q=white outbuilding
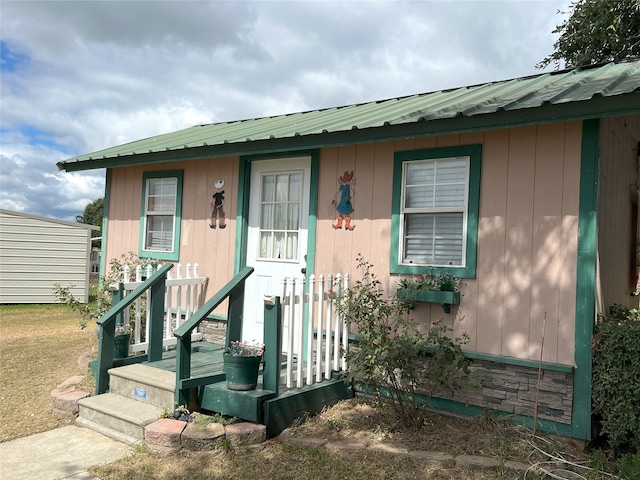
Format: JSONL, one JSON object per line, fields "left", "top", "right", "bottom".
{"left": 0, "top": 209, "right": 98, "bottom": 304}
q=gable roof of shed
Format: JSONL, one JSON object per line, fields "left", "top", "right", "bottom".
{"left": 59, "top": 59, "right": 640, "bottom": 172}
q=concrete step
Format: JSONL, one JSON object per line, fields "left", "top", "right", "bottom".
{"left": 77, "top": 393, "right": 164, "bottom": 445}
{"left": 108, "top": 363, "right": 175, "bottom": 409}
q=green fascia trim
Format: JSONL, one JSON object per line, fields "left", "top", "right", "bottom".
{"left": 59, "top": 94, "right": 639, "bottom": 173}
{"left": 354, "top": 383, "right": 574, "bottom": 437}
{"left": 99, "top": 169, "right": 112, "bottom": 280}
{"left": 138, "top": 170, "right": 183, "bottom": 262}
{"left": 463, "top": 351, "right": 573, "bottom": 373}
{"left": 390, "top": 144, "right": 481, "bottom": 278}
{"left": 233, "top": 150, "right": 319, "bottom": 277}
{"left": 572, "top": 119, "right": 600, "bottom": 441}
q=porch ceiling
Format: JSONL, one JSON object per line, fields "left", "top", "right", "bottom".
{"left": 59, "top": 59, "right": 640, "bottom": 172}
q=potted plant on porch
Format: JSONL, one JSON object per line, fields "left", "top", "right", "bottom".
{"left": 396, "top": 273, "right": 462, "bottom": 313}
{"left": 223, "top": 340, "right": 265, "bottom": 391}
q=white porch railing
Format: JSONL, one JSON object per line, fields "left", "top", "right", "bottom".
{"left": 280, "top": 273, "right": 350, "bottom": 389}
{"left": 115, "top": 263, "right": 207, "bottom": 355}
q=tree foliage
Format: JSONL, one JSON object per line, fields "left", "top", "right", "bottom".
{"left": 538, "top": 0, "right": 640, "bottom": 69}
{"left": 77, "top": 197, "right": 104, "bottom": 236}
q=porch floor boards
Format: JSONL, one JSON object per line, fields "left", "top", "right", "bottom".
{"left": 146, "top": 341, "right": 226, "bottom": 377}
{"left": 142, "top": 341, "right": 304, "bottom": 386}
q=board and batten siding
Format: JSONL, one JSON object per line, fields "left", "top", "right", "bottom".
{"left": 597, "top": 114, "right": 640, "bottom": 311}
{"left": 314, "top": 123, "right": 581, "bottom": 367}
{"left": 104, "top": 122, "right": 582, "bottom": 367}
{"left": 105, "top": 157, "right": 240, "bottom": 314}
{"left": 0, "top": 210, "right": 96, "bottom": 304}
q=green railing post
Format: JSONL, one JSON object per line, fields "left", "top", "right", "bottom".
{"left": 111, "top": 283, "right": 124, "bottom": 329}
{"left": 262, "top": 296, "right": 282, "bottom": 394}
{"left": 225, "top": 284, "right": 245, "bottom": 347}
{"left": 175, "top": 333, "right": 192, "bottom": 406}
{"left": 147, "top": 275, "right": 166, "bottom": 362}
{"left": 95, "top": 319, "right": 115, "bottom": 395}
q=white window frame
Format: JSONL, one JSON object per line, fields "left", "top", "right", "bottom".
{"left": 139, "top": 170, "right": 183, "bottom": 261}
{"left": 390, "top": 144, "right": 482, "bottom": 278}
{"left": 399, "top": 156, "right": 470, "bottom": 268}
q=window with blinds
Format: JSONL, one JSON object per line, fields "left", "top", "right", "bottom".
{"left": 400, "top": 157, "right": 469, "bottom": 266}
{"left": 140, "top": 170, "right": 183, "bottom": 260}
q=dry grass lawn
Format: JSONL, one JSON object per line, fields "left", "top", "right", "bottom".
{"left": 0, "top": 304, "right": 95, "bottom": 442}
{"left": 92, "top": 398, "right": 615, "bottom": 480}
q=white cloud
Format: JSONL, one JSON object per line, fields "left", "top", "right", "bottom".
{"left": 0, "top": 0, "right": 571, "bottom": 220}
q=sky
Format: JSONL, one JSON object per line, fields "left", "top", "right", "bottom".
{"left": 0, "top": 0, "right": 570, "bottom": 222}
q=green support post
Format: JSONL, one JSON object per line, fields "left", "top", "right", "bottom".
{"left": 147, "top": 276, "right": 166, "bottom": 362}
{"left": 263, "top": 296, "right": 282, "bottom": 394}
{"left": 111, "top": 284, "right": 124, "bottom": 328}
{"left": 225, "top": 285, "right": 245, "bottom": 347}
{"left": 175, "top": 334, "right": 192, "bottom": 406}
{"left": 96, "top": 320, "right": 115, "bottom": 395}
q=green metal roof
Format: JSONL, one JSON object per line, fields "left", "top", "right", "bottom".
{"left": 59, "top": 59, "right": 640, "bottom": 172}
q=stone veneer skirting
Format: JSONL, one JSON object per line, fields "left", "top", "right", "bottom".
{"left": 198, "top": 320, "right": 573, "bottom": 425}
{"left": 444, "top": 360, "right": 573, "bottom": 425}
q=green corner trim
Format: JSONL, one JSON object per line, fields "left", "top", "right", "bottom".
{"left": 390, "top": 144, "right": 482, "bottom": 278}
{"left": 99, "top": 169, "right": 112, "bottom": 279}
{"left": 572, "top": 119, "right": 600, "bottom": 441}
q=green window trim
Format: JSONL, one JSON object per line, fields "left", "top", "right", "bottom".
{"left": 139, "top": 170, "right": 183, "bottom": 262}
{"left": 390, "top": 144, "right": 482, "bottom": 278}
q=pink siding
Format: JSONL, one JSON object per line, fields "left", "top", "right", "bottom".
{"left": 315, "top": 123, "right": 581, "bottom": 365}
{"left": 105, "top": 122, "right": 584, "bottom": 366}
{"left": 598, "top": 114, "right": 640, "bottom": 310}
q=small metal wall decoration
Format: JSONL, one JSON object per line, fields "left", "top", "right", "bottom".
{"left": 210, "top": 179, "right": 226, "bottom": 229}
{"left": 333, "top": 170, "right": 355, "bottom": 230}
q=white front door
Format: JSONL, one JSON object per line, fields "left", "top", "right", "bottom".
{"left": 243, "top": 157, "right": 310, "bottom": 343}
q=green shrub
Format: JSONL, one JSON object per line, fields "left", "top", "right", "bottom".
{"left": 592, "top": 304, "right": 640, "bottom": 455}
{"left": 334, "top": 255, "right": 471, "bottom": 428}
{"left": 617, "top": 452, "right": 640, "bottom": 480}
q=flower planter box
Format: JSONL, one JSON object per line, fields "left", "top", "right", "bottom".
{"left": 396, "top": 288, "right": 460, "bottom": 313}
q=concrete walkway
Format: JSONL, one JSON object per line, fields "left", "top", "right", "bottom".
{"left": 0, "top": 425, "right": 130, "bottom": 480}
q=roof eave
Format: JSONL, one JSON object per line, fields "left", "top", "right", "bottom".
{"left": 58, "top": 91, "right": 640, "bottom": 173}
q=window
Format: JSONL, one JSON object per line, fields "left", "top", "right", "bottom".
{"left": 391, "top": 145, "right": 481, "bottom": 278}
{"left": 258, "top": 171, "right": 303, "bottom": 261}
{"left": 139, "top": 170, "right": 183, "bottom": 261}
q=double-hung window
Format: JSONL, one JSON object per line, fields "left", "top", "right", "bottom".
{"left": 139, "top": 170, "right": 183, "bottom": 261}
{"left": 391, "top": 145, "right": 481, "bottom": 278}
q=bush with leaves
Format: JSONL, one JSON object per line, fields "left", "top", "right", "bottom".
{"left": 592, "top": 304, "right": 640, "bottom": 455}
{"left": 334, "top": 255, "right": 471, "bottom": 428}
{"left": 53, "top": 252, "right": 159, "bottom": 330}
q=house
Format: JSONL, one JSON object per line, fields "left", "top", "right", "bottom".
{"left": 0, "top": 209, "right": 98, "bottom": 303}
{"left": 58, "top": 59, "right": 640, "bottom": 441}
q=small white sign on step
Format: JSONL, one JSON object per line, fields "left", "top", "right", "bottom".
{"left": 134, "top": 388, "right": 147, "bottom": 400}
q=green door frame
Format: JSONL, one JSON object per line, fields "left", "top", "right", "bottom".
{"left": 233, "top": 150, "right": 320, "bottom": 348}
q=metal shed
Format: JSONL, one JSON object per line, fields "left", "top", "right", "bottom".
{"left": 0, "top": 209, "right": 98, "bottom": 304}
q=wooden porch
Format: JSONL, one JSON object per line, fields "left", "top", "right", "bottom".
{"left": 79, "top": 264, "right": 352, "bottom": 443}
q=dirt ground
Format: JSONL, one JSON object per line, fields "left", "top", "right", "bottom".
{"left": 93, "top": 397, "right": 615, "bottom": 480}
